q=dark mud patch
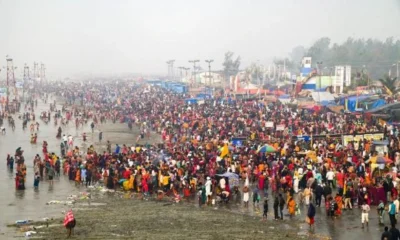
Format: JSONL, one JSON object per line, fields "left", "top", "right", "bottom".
{"left": 9, "top": 196, "right": 306, "bottom": 240}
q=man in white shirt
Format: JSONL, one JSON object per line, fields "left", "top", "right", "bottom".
{"left": 361, "top": 202, "right": 370, "bottom": 228}
{"left": 326, "top": 170, "right": 335, "bottom": 189}
{"left": 62, "top": 135, "right": 68, "bottom": 148}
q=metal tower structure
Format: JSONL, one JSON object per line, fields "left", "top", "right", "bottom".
{"left": 183, "top": 67, "right": 190, "bottom": 77}
{"left": 166, "top": 60, "right": 175, "bottom": 80}
{"left": 23, "top": 64, "right": 30, "bottom": 99}
{"left": 40, "top": 63, "right": 46, "bottom": 83}
{"left": 177, "top": 66, "right": 184, "bottom": 81}
{"left": 188, "top": 60, "right": 199, "bottom": 86}
{"left": 205, "top": 59, "right": 214, "bottom": 86}
{"left": 6, "top": 56, "right": 17, "bottom": 108}
{"left": 23, "top": 63, "right": 30, "bottom": 81}
{"left": 33, "top": 62, "right": 39, "bottom": 80}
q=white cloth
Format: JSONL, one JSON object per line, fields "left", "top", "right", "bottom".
{"left": 326, "top": 171, "right": 335, "bottom": 180}
{"left": 205, "top": 180, "right": 212, "bottom": 196}
{"left": 361, "top": 213, "right": 369, "bottom": 223}
{"left": 220, "top": 178, "right": 226, "bottom": 190}
{"left": 243, "top": 192, "right": 249, "bottom": 202}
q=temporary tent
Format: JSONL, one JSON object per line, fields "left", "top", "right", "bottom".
{"left": 311, "top": 92, "right": 335, "bottom": 102}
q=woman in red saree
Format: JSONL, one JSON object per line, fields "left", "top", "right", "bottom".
{"left": 335, "top": 194, "right": 343, "bottom": 216}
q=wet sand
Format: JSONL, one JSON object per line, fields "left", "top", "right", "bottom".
{"left": 9, "top": 193, "right": 304, "bottom": 240}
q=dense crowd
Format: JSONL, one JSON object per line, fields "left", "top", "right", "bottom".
{"left": 5, "top": 80, "right": 400, "bottom": 236}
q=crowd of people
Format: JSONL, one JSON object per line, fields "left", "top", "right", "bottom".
{"left": 4, "top": 80, "right": 400, "bottom": 238}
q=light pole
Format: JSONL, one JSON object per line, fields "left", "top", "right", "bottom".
{"left": 178, "top": 66, "right": 185, "bottom": 82}
{"left": 166, "top": 60, "right": 175, "bottom": 80}
{"left": 205, "top": 59, "right": 213, "bottom": 87}
{"left": 188, "top": 60, "right": 199, "bottom": 86}
{"left": 316, "top": 61, "right": 323, "bottom": 103}
{"left": 392, "top": 61, "right": 400, "bottom": 79}
{"left": 184, "top": 67, "right": 190, "bottom": 78}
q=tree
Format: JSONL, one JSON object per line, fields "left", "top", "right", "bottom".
{"left": 306, "top": 37, "right": 331, "bottom": 64}
{"left": 302, "top": 37, "right": 400, "bottom": 79}
{"left": 245, "top": 62, "right": 262, "bottom": 85}
{"left": 379, "top": 75, "right": 399, "bottom": 95}
{"left": 289, "top": 45, "right": 307, "bottom": 69}
{"left": 223, "top": 51, "right": 241, "bottom": 81}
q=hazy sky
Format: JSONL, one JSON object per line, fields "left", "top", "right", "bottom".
{"left": 0, "top": 0, "right": 399, "bottom": 78}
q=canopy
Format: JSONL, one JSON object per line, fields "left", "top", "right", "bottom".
{"left": 367, "top": 156, "right": 393, "bottom": 164}
{"left": 217, "top": 172, "right": 239, "bottom": 187}
{"left": 311, "top": 92, "right": 335, "bottom": 102}
{"left": 217, "top": 172, "right": 239, "bottom": 179}
{"left": 256, "top": 144, "right": 277, "bottom": 153}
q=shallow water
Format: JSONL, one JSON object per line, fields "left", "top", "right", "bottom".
{"left": 0, "top": 99, "right": 89, "bottom": 237}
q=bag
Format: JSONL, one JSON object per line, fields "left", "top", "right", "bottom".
{"left": 305, "top": 216, "right": 310, "bottom": 224}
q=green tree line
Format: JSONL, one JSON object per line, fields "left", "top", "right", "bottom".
{"left": 276, "top": 37, "right": 400, "bottom": 80}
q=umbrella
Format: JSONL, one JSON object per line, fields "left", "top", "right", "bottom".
{"left": 256, "top": 144, "right": 277, "bottom": 153}
{"left": 217, "top": 172, "right": 240, "bottom": 187}
{"left": 217, "top": 172, "right": 239, "bottom": 179}
{"left": 376, "top": 156, "right": 393, "bottom": 164}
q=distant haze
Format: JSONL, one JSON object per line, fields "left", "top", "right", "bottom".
{"left": 0, "top": 0, "right": 399, "bottom": 78}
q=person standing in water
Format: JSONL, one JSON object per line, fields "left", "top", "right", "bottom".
{"left": 99, "top": 131, "right": 103, "bottom": 143}
{"left": 361, "top": 201, "right": 370, "bottom": 229}
{"left": 47, "top": 166, "right": 55, "bottom": 186}
{"left": 307, "top": 199, "right": 316, "bottom": 231}
{"left": 34, "top": 172, "right": 40, "bottom": 189}
{"left": 263, "top": 199, "right": 269, "bottom": 221}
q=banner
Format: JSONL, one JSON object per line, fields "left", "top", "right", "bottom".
{"left": 372, "top": 133, "right": 384, "bottom": 141}
{"left": 276, "top": 124, "right": 285, "bottom": 131}
{"left": 343, "top": 133, "right": 384, "bottom": 147}
{"left": 265, "top": 121, "right": 274, "bottom": 128}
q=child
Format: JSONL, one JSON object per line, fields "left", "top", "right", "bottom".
{"left": 307, "top": 202, "right": 316, "bottom": 230}
{"left": 377, "top": 200, "right": 385, "bottom": 225}
{"left": 361, "top": 201, "right": 370, "bottom": 228}
{"left": 243, "top": 185, "right": 249, "bottom": 207}
{"left": 34, "top": 172, "right": 40, "bottom": 189}
{"left": 263, "top": 199, "right": 269, "bottom": 220}
{"left": 253, "top": 187, "right": 260, "bottom": 207}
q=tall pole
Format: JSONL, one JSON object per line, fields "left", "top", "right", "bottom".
{"left": 40, "top": 63, "right": 46, "bottom": 84}
{"left": 171, "top": 60, "right": 175, "bottom": 81}
{"left": 188, "top": 60, "right": 199, "bottom": 86}
{"left": 166, "top": 60, "right": 175, "bottom": 80}
{"left": 205, "top": 59, "right": 214, "bottom": 87}
{"left": 6, "top": 56, "right": 17, "bottom": 110}
{"left": 166, "top": 61, "right": 170, "bottom": 79}
{"left": 184, "top": 67, "right": 190, "bottom": 77}
{"left": 178, "top": 66, "right": 184, "bottom": 82}
{"left": 23, "top": 63, "right": 30, "bottom": 101}
{"left": 317, "top": 61, "right": 323, "bottom": 103}
{"left": 283, "top": 59, "right": 286, "bottom": 82}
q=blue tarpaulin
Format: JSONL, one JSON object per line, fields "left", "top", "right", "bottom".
{"left": 196, "top": 93, "right": 211, "bottom": 99}
{"left": 371, "top": 99, "right": 386, "bottom": 109}
{"left": 339, "top": 95, "right": 371, "bottom": 112}
{"left": 320, "top": 100, "right": 336, "bottom": 106}
{"left": 185, "top": 98, "right": 198, "bottom": 104}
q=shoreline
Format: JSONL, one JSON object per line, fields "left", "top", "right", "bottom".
{"left": 8, "top": 190, "right": 308, "bottom": 240}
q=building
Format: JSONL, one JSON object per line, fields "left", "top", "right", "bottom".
{"left": 296, "top": 57, "right": 351, "bottom": 94}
